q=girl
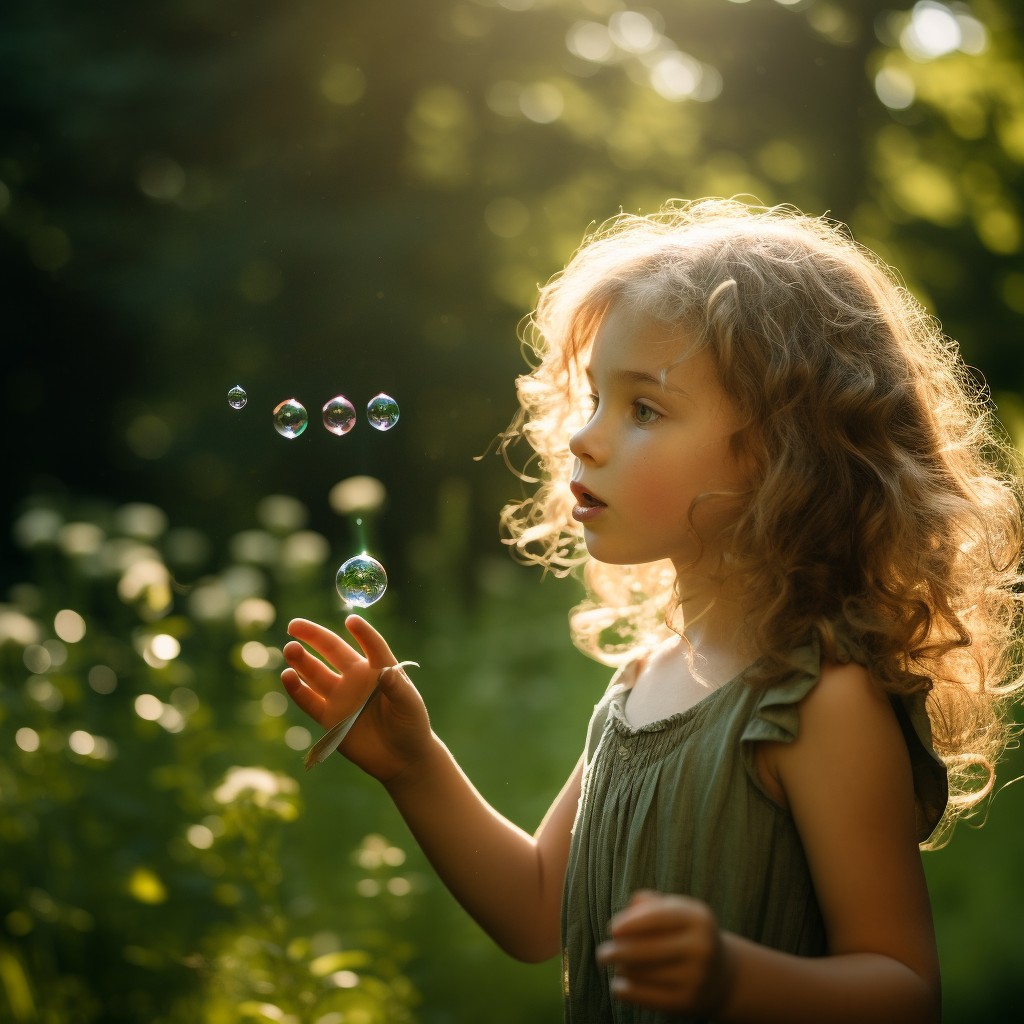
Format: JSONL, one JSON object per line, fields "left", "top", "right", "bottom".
{"left": 281, "top": 201, "right": 1023, "bottom": 1022}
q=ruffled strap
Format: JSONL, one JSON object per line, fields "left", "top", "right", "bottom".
{"left": 890, "top": 690, "right": 948, "bottom": 843}
{"left": 739, "top": 641, "right": 823, "bottom": 748}
{"left": 740, "top": 636, "right": 948, "bottom": 844}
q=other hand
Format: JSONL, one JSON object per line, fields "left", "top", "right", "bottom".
{"left": 281, "top": 615, "right": 433, "bottom": 784}
{"left": 596, "top": 890, "right": 735, "bottom": 1014}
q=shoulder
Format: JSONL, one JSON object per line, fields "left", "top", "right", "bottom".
{"left": 797, "top": 660, "right": 897, "bottom": 739}
{"left": 760, "top": 661, "right": 912, "bottom": 810}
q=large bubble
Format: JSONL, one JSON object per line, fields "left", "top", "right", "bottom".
{"left": 228, "top": 385, "right": 247, "bottom": 409}
{"left": 273, "top": 399, "right": 308, "bottom": 438}
{"left": 336, "top": 554, "right": 387, "bottom": 608}
{"left": 323, "top": 395, "right": 356, "bottom": 436}
{"left": 366, "top": 393, "right": 399, "bottom": 431}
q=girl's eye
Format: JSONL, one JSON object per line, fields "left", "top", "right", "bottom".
{"left": 585, "top": 394, "right": 599, "bottom": 418}
{"left": 633, "top": 402, "right": 660, "bottom": 425}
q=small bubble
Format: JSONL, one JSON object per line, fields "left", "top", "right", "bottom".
{"left": 323, "top": 395, "right": 356, "bottom": 435}
{"left": 366, "top": 393, "right": 399, "bottom": 431}
{"left": 228, "top": 385, "right": 247, "bottom": 409}
{"left": 273, "top": 399, "right": 308, "bottom": 438}
{"left": 336, "top": 554, "right": 387, "bottom": 607}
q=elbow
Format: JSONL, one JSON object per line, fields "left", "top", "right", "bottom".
{"left": 506, "top": 944, "right": 559, "bottom": 965}
{"left": 497, "top": 932, "right": 560, "bottom": 964}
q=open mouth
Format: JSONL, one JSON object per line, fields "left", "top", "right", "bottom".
{"left": 570, "top": 481, "right": 607, "bottom": 522}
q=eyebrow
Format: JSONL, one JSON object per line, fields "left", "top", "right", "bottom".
{"left": 585, "top": 366, "right": 692, "bottom": 399}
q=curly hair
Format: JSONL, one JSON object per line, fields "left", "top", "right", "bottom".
{"left": 499, "top": 199, "right": 1024, "bottom": 838}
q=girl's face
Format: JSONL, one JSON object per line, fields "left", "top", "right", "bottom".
{"left": 568, "top": 302, "right": 749, "bottom": 569}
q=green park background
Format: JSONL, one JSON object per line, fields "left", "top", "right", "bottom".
{"left": 2, "top": 0, "right": 1023, "bottom": 1020}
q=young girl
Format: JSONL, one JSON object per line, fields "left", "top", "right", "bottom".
{"left": 281, "top": 201, "right": 1023, "bottom": 1022}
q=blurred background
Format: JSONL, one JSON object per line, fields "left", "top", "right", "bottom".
{"left": 1, "top": 0, "right": 1023, "bottom": 1020}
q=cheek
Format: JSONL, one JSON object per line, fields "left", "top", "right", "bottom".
{"left": 619, "top": 439, "right": 737, "bottom": 528}
{"left": 618, "top": 452, "right": 696, "bottom": 526}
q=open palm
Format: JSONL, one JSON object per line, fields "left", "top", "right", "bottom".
{"left": 280, "top": 615, "right": 432, "bottom": 783}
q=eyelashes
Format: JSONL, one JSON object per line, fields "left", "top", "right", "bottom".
{"left": 583, "top": 394, "right": 663, "bottom": 426}
{"left": 632, "top": 401, "right": 661, "bottom": 425}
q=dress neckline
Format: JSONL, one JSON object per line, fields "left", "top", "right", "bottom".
{"left": 611, "top": 653, "right": 763, "bottom": 735}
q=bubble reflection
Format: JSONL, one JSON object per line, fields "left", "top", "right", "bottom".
{"left": 366, "top": 394, "right": 400, "bottom": 431}
{"left": 228, "top": 385, "right": 247, "bottom": 409}
{"left": 323, "top": 395, "right": 356, "bottom": 435}
{"left": 273, "top": 399, "right": 308, "bottom": 438}
{"left": 336, "top": 555, "right": 387, "bottom": 607}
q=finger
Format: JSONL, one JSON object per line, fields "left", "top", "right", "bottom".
{"left": 614, "top": 962, "right": 691, "bottom": 989}
{"left": 287, "top": 618, "right": 361, "bottom": 671}
{"left": 282, "top": 640, "right": 344, "bottom": 698}
{"left": 609, "top": 896, "right": 708, "bottom": 937}
{"left": 344, "top": 615, "right": 398, "bottom": 670}
{"left": 627, "top": 890, "right": 662, "bottom": 906}
{"left": 281, "top": 668, "right": 328, "bottom": 722}
{"left": 596, "top": 934, "right": 689, "bottom": 967}
{"left": 609, "top": 976, "right": 682, "bottom": 1012}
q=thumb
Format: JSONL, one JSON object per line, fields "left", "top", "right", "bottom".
{"left": 376, "top": 660, "right": 421, "bottom": 709}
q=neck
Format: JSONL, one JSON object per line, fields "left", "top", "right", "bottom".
{"left": 670, "top": 557, "right": 757, "bottom": 666}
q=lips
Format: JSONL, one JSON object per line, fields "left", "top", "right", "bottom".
{"left": 570, "top": 481, "right": 607, "bottom": 523}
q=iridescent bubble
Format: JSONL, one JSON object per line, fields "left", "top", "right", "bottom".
{"left": 228, "top": 385, "right": 247, "bottom": 410}
{"left": 323, "top": 395, "right": 356, "bottom": 436}
{"left": 336, "top": 554, "right": 387, "bottom": 608}
{"left": 273, "top": 399, "right": 308, "bottom": 439}
{"left": 367, "top": 393, "right": 400, "bottom": 431}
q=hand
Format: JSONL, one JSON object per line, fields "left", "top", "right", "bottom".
{"left": 281, "top": 615, "right": 434, "bottom": 784}
{"left": 596, "top": 890, "right": 735, "bottom": 1015}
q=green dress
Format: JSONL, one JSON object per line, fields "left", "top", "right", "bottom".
{"left": 559, "top": 635, "right": 948, "bottom": 1023}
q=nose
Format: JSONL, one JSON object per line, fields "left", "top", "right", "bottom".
{"left": 569, "top": 413, "right": 605, "bottom": 466}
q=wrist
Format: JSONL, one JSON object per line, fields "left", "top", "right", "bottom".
{"left": 381, "top": 732, "right": 450, "bottom": 798}
{"left": 693, "top": 928, "right": 740, "bottom": 1018}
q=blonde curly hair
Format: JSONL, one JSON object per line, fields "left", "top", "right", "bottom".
{"left": 499, "top": 199, "right": 1024, "bottom": 833}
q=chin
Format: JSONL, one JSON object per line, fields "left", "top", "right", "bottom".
{"left": 582, "top": 531, "right": 658, "bottom": 567}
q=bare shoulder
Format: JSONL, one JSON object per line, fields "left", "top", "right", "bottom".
{"left": 760, "top": 661, "right": 911, "bottom": 810}
{"left": 797, "top": 660, "right": 898, "bottom": 738}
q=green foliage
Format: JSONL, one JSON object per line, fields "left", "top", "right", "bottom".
{"left": 0, "top": 486, "right": 611, "bottom": 1021}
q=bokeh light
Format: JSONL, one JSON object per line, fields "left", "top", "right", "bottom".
{"left": 15, "top": 728, "right": 40, "bottom": 753}
{"left": 329, "top": 476, "right": 386, "bottom": 515}
{"left": 53, "top": 608, "right": 86, "bottom": 643}
{"left": 284, "top": 725, "right": 312, "bottom": 751}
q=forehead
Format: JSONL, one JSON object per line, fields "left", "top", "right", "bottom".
{"left": 585, "top": 301, "right": 704, "bottom": 381}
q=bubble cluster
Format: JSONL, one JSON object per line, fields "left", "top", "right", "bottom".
{"left": 336, "top": 554, "right": 387, "bottom": 608}
{"left": 367, "top": 393, "right": 400, "bottom": 431}
{"left": 228, "top": 385, "right": 247, "bottom": 409}
{"left": 273, "top": 399, "right": 308, "bottom": 439}
{"left": 323, "top": 395, "right": 356, "bottom": 436}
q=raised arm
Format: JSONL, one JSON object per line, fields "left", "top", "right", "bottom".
{"left": 281, "top": 614, "right": 580, "bottom": 962}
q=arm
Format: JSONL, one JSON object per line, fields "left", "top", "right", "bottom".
{"left": 597, "top": 661, "right": 941, "bottom": 1023}
{"left": 385, "top": 743, "right": 582, "bottom": 961}
{"left": 281, "top": 615, "right": 579, "bottom": 962}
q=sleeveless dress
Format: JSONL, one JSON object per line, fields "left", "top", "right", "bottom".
{"left": 559, "top": 635, "right": 948, "bottom": 1024}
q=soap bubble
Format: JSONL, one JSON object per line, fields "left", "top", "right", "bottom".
{"left": 228, "top": 385, "right": 247, "bottom": 409}
{"left": 366, "top": 393, "right": 400, "bottom": 431}
{"left": 273, "top": 399, "right": 308, "bottom": 438}
{"left": 336, "top": 554, "right": 387, "bottom": 608}
{"left": 323, "top": 395, "right": 356, "bottom": 435}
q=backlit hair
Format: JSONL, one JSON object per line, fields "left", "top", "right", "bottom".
{"left": 499, "top": 199, "right": 1024, "bottom": 841}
